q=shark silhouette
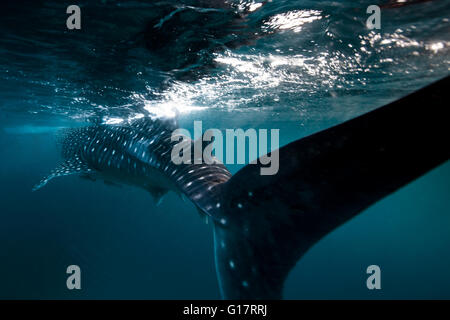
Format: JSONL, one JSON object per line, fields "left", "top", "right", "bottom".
{"left": 34, "top": 76, "right": 449, "bottom": 299}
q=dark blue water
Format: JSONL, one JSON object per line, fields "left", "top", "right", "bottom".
{"left": 0, "top": 0, "right": 449, "bottom": 299}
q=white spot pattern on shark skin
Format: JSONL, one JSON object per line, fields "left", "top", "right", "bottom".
{"left": 193, "top": 194, "right": 202, "bottom": 200}
{"left": 237, "top": 203, "right": 243, "bottom": 209}
{"left": 161, "top": 150, "right": 170, "bottom": 157}
{"left": 242, "top": 281, "right": 249, "bottom": 288}
{"left": 32, "top": 157, "right": 91, "bottom": 191}
{"left": 37, "top": 118, "right": 232, "bottom": 240}
{"left": 216, "top": 203, "right": 221, "bottom": 208}
{"left": 248, "top": 191, "right": 253, "bottom": 197}
{"left": 229, "top": 261, "right": 235, "bottom": 269}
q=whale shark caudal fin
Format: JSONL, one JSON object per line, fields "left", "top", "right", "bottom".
{"left": 210, "top": 76, "right": 449, "bottom": 299}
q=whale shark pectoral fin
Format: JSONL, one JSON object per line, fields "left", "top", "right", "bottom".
{"left": 80, "top": 174, "right": 96, "bottom": 182}
{"left": 146, "top": 186, "right": 168, "bottom": 206}
{"left": 32, "top": 158, "right": 92, "bottom": 191}
{"left": 213, "top": 76, "right": 449, "bottom": 299}
{"left": 103, "top": 180, "right": 122, "bottom": 187}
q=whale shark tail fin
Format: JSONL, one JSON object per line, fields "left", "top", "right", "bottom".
{"left": 210, "top": 76, "right": 449, "bottom": 299}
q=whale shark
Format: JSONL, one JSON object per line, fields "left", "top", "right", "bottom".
{"left": 32, "top": 116, "right": 231, "bottom": 210}
{"left": 34, "top": 76, "right": 449, "bottom": 299}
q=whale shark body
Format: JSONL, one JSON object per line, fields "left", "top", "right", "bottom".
{"left": 34, "top": 76, "right": 449, "bottom": 299}
{"left": 33, "top": 117, "right": 231, "bottom": 210}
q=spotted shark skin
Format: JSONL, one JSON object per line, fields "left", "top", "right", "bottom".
{"left": 35, "top": 76, "right": 449, "bottom": 299}
{"left": 34, "top": 117, "right": 231, "bottom": 217}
